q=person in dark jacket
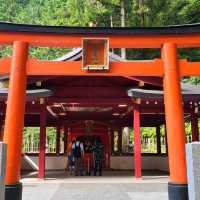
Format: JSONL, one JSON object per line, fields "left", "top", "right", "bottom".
{"left": 92, "top": 138, "right": 104, "bottom": 176}
{"left": 72, "top": 138, "right": 84, "bottom": 176}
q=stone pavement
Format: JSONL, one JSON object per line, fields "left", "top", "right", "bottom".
{"left": 22, "top": 182, "right": 168, "bottom": 200}
{"left": 22, "top": 171, "right": 169, "bottom": 200}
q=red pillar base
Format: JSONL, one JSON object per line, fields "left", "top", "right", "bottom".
{"left": 5, "top": 182, "right": 22, "bottom": 200}
{"left": 168, "top": 182, "right": 188, "bottom": 200}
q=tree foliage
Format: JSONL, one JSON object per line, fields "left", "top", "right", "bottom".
{"left": 0, "top": 0, "right": 200, "bottom": 62}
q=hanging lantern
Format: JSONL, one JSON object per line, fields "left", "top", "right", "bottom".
{"left": 85, "top": 120, "right": 94, "bottom": 134}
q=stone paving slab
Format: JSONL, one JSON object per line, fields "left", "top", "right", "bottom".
{"left": 22, "top": 184, "right": 60, "bottom": 200}
{"left": 22, "top": 183, "right": 168, "bottom": 200}
{"left": 127, "top": 192, "right": 168, "bottom": 200}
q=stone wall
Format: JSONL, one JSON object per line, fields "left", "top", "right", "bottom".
{"left": 110, "top": 156, "right": 169, "bottom": 171}
{"left": 186, "top": 142, "right": 200, "bottom": 200}
{"left": 0, "top": 143, "right": 7, "bottom": 200}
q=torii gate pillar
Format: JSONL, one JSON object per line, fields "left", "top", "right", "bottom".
{"left": 3, "top": 41, "right": 28, "bottom": 200}
{"left": 163, "top": 43, "right": 188, "bottom": 200}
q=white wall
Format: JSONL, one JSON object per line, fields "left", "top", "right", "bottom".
{"left": 110, "top": 156, "right": 169, "bottom": 172}
{"left": 21, "top": 155, "right": 169, "bottom": 172}
{"left": 22, "top": 156, "right": 67, "bottom": 170}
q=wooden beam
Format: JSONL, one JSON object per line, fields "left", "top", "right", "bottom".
{"left": 48, "top": 97, "right": 132, "bottom": 105}
{"left": 0, "top": 58, "right": 164, "bottom": 76}
{"left": 179, "top": 59, "right": 200, "bottom": 76}
{"left": 26, "top": 59, "right": 164, "bottom": 76}
{"left": 123, "top": 76, "right": 162, "bottom": 86}
{"left": 1, "top": 32, "right": 200, "bottom": 48}
{"left": 1, "top": 57, "right": 200, "bottom": 76}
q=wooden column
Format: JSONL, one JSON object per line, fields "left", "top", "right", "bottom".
{"left": 164, "top": 124, "right": 168, "bottom": 154}
{"left": 133, "top": 104, "right": 142, "bottom": 178}
{"left": 191, "top": 110, "right": 199, "bottom": 142}
{"left": 56, "top": 125, "right": 61, "bottom": 155}
{"left": 3, "top": 41, "right": 28, "bottom": 200}
{"left": 38, "top": 106, "right": 46, "bottom": 179}
{"left": 156, "top": 126, "right": 161, "bottom": 155}
{"left": 108, "top": 128, "right": 111, "bottom": 168}
{"left": 64, "top": 126, "right": 68, "bottom": 154}
{"left": 163, "top": 43, "right": 188, "bottom": 200}
{"left": 0, "top": 118, "right": 3, "bottom": 141}
{"left": 118, "top": 127, "right": 122, "bottom": 154}
{"left": 110, "top": 129, "right": 114, "bottom": 155}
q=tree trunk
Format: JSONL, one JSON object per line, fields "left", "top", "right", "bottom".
{"left": 120, "top": 0, "right": 126, "bottom": 59}
{"left": 139, "top": 0, "right": 145, "bottom": 27}
{"left": 110, "top": 15, "right": 114, "bottom": 53}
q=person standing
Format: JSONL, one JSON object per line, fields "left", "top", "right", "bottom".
{"left": 72, "top": 138, "right": 84, "bottom": 176}
{"left": 85, "top": 141, "right": 92, "bottom": 175}
{"left": 92, "top": 138, "right": 104, "bottom": 176}
{"left": 66, "top": 139, "right": 75, "bottom": 175}
{"left": 79, "top": 140, "right": 85, "bottom": 175}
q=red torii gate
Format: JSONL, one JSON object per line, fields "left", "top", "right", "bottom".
{"left": 2, "top": 22, "right": 200, "bottom": 200}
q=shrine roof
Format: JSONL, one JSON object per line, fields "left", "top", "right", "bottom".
{"left": 0, "top": 88, "right": 53, "bottom": 98}
{"left": 127, "top": 83, "right": 200, "bottom": 100}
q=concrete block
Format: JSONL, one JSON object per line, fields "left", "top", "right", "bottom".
{"left": 0, "top": 142, "right": 7, "bottom": 200}
{"left": 186, "top": 142, "right": 200, "bottom": 200}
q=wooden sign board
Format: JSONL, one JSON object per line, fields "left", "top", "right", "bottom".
{"left": 82, "top": 38, "right": 109, "bottom": 70}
